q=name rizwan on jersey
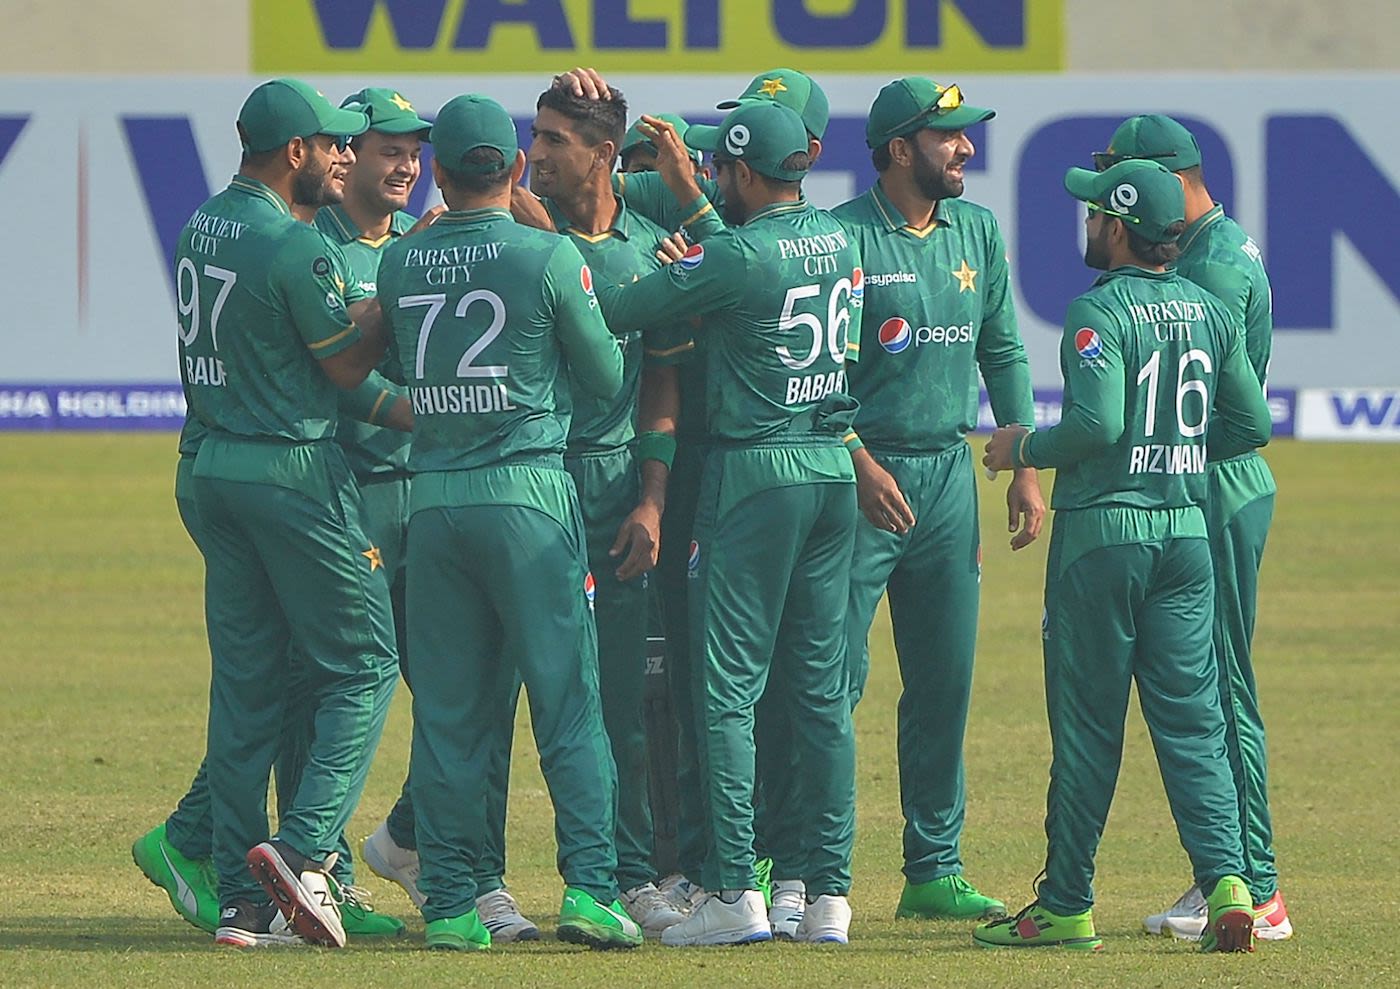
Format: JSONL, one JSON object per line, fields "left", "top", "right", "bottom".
{"left": 1128, "top": 443, "right": 1208, "bottom": 475}
{"left": 412, "top": 383, "right": 517, "bottom": 415}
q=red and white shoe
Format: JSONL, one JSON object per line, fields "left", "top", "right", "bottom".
{"left": 246, "top": 840, "right": 346, "bottom": 948}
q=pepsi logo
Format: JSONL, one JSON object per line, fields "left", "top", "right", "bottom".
{"left": 580, "top": 264, "right": 594, "bottom": 296}
{"left": 1074, "top": 327, "right": 1103, "bottom": 359}
{"left": 679, "top": 243, "right": 705, "bottom": 271}
{"left": 584, "top": 571, "right": 596, "bottom": 607}
{"left": 687, "top": 540, "right": 700, "bottom": 575}
{"left": 851, "top": 267, "right": 864, "bottom": 300}
{"left": 878, "top": 316, "right": 912, "bottom": 354}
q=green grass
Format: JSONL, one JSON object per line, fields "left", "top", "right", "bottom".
{"left": 0, "top": 435, "right": 1396, "bottom": 987}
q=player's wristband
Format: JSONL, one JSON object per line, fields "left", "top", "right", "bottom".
{"left": 1012, "top": 429, "right": 1035, "bottom": 470}
{"left": 843, "top": 430, "right": 865, "bottom": 454}
{"left": 636, "top": 430, "right": 677, "bottom": 469}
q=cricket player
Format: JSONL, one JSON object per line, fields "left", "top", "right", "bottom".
{"left": 376, "top": 93, "right": 639, "bottom": 952}
{"left": 596, "top": 100, "right": 860, "bottom": 946}
{"left": 526, "top": 82, "right": 687, "bottom": 937}
{"left": 977, "top": 159, "right": 1272, "bottom": 953}
{"left": 175, "top": 78, "right": 401, "bottom": 949}
{"left": 1095, "top": 114, "right": 1291, "bottom": 942}
{"left": 833, "top": 77, "right": 1041, "bottom": 922}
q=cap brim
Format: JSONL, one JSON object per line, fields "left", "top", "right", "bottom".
{"left": 715, "top": 98, "right": 741, "bottom": 110}
{"left": 319, "top": 106, "right": 371, "bottom": 139}
{"left": 923, "top": 105, "right": 996, "bottom": 131}
{"left": 372, "top": 116, "right": 433, "bottom": 138}
{"left": 1063, "top": 167, "right": 1101, "bottom": 203}
{"left": 684, "top": 123, "right": 724, "bottom": 153}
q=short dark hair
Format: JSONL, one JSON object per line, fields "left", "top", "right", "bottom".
{"left": 440, "top": 147, "right": 512, "bottom": 195}
{"left": 1177, "top": 164, "right": 1205, "bottom": 190}
{"left": 1127, "top": 219, "right": 1186, "bottom": 265}
{"left": 240, "top": 146, "right": 283, "bottom": 169}
{"left": 871, "top": 142, "right": 893, "bottom": 173}
{"left": 535, "top": 86, "right": 628, "bottom": 153}
{"left": 751, "top": 150, "right": 810, "bottom": 194}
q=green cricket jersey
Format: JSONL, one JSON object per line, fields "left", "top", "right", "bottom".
{"left": 175, "top": 176, "right": 363, "bottom": 445}
{"left": 317, "top": 204, "right": 415, "bottom": 477}
{"left": 1175, "top": 204, "right": 1272, "bottom": 388}
{"left": 831, "top": 183, "right": 1033, "bottom": 453}
{"left": 1015, "top": 266, "right": 1271, "bottom": 513}
{"left": 377, "top": 207, "right": 623, "bottom": 481}
{"left": 598, "top": 200, "right": 861, "bottom": 498}
{"left": 614, "top": 170, "right": 725, "bottom": 240}
{"left": 545, "top": 196, "right": 671, "bottom": 452}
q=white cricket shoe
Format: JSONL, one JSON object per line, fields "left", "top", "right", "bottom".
{"left": 1143, "top": 883, "right": 1205, "bottom": 936}
{"left": 794, "top": 894, "right": 851, "bottom": 944}
{"left": 658, "top": 873, "right": 706, "bottom": 914}
{"left": 622, "top": 881, "right": 688, "bottom": 937}
{"left": 245, "top": 840, "right": 345, "bottom": 948}
{"left": 214, "top": 898, "right": 304, "bottom": 948}
{"left": 361, "top": 821, "right": 425, "bottom": 908}
{"left": 768, "top": 879, "right": 806, "bottom": 939}
{"left": 661, "top": 890, "right": 773, "bottom": 946}
{"left": 476, "top": 887, "right": 541, "bottom": 942}
{"left": 1164, "top": 888, "right": 1294, "bottom": 942}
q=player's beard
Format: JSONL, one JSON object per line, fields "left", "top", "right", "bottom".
{"left": 292, "top": 155, "right": 342, "bottom": 208}
{"left": 1084, "top": 219, "right": 1113, "bottom": 270}
{"left": 911, "top": 144, "right": 965, "bottom": 202}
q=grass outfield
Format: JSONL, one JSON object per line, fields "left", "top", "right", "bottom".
{"left": 0, "top": 434, "right": 1395, "bottom": 987}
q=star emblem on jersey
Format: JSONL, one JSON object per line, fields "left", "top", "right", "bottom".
{"left": 952, "top": 259, "right": 978, "bottom": 293}
{"left": 758, "top": 77, "right": 788, "bottom": 98}
{"left": 362, "top": 546, "right": 384, "bottom": 571}
{"left": 390, "top": 93, "right": 413, "bottom": 111}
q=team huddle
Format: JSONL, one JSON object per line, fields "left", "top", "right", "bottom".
{"left": 131, "top": 64, "right": 1289, "bottom": 955}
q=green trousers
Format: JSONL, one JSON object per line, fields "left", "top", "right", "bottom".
{"left": 1208, "top": 453, "right": 1278, "bottom": 903}
{"left": 690, "top": 452, "right": 857, "bottom": 895}
{"left": 193, "top": 439, "right": 399, "bottom": 905}
{"left": 653, "top": 440, "right": 710, "bottom": 882}
{"left": 844, "top": 443, "right": 981, "bottom": 884}
{"left": 1038, "top": 511, "right": 1245, "bottom": 915}
{"left": 566, "top": 447, "right": 653, "bottom": 892}
{"left": 406, "top": 478, "right": 619, "bottom": 921}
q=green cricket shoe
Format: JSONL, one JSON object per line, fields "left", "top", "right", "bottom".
{"left": 557, "top": 887, "right": 643, "bottom": 950}
{"left": 896, "top": 875, "right": 1007, "bottom": 920}
{"left": 331, "top": 879, "right": 407, "bottom": 938}
{"left": 132, "top": 823, "right": 220, "bottom": 933}
{"left": 425, "top": 910, "right": 491, "bottom": 951}
{"left": 755, "top": 856, "right": 774, "bottom": 909}
{"left": 1200, "top": 875, "right": 1255, "bottom": 953}
{"left": 973, "top": 901, "right": 1103, "bottom": 951}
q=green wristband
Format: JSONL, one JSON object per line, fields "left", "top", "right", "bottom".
{"left": 636, "top": 430, "right": 677, "bottom": 469}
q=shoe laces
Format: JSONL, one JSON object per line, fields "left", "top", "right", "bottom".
{"left": 325, "top": 874, "right": 376, "bottom": 914}
{"left": 477, "top": 888, "right": 522, "bottom": 920}
{"left": 627, "top": 883, "right": 673, "bottom": 914}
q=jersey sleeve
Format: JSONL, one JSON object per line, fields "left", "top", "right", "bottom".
{"left": 975, "top": 218, "right": 1035, "bottom": 427}
{"left": 546, "top": 239, "right": 624, "bottom": 401}
{"left": 276, "top": 232, "right": 362, "bottom": 359}
{"left": 338, "top": 369, "right": 405, "bottom": 425}
{"left": 1019, "top": 299, "right": 1126, "bottom": 469}
{"left": 1207, "top": 316, "right": 1273, "bottom": 460}
{"left": 596, "top": 231, "right": 746, "bottom": 335}
{"left": 614, "top": 170, "right": 725, "bottom": 239}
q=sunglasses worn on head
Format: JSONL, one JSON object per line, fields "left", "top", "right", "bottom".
{"left": 888, "top": 83, "right": 965, "bottom": 138}
{"left": 1086, "top": 200, "right": 1141, "bottom": 224}
{"left": 1092, "top": 149, "right": 1177, "bottom": 172}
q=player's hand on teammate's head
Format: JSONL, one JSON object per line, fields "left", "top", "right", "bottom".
{"left": 406, "top": 205, "right": 446, "bottom": 236}
{"left": 655, "top": 232, "right": 689, "bottom": 265}
{"left": 554, "top": 67, "right": 613, "bottom": 101}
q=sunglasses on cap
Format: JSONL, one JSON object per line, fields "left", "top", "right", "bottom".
{"left": 1085, "top": 200, "right": 1141, "bottom": 225}
{"left": 886, "top": 83, "right": 965, "bottom": 137}
{"left": 1092, "top": 149, "right": 1177, "bottom": 172}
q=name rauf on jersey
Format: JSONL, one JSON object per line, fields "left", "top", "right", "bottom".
{"left": 402, "top": 241, "right": 506, "bottom": 285}
{"left": 777, "top": 229, "right": 850, "bottom": 277}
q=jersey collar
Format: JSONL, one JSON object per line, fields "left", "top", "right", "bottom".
{"left": 870, "top": 180, "right": 955, "bottom": 238}
{"left": 436, "top": 206, "right": 513, "bottom": 225}
{"left": 1094, "top": 265, "right": 1176, "bottom": 286}
{"left": 1177, "top": 203, "right": 1226, "bottom": 256}
{"left": 747, "top": 199, "right": 810, "bottom": 224}
{"left": 319, "top": 204, "right": 415, "bottom": 248}
{"left": 546, "top": 194, "right": 633, "bottom": 243}
{"left": 228, "top": 175, "right": 290, "bottom": 215}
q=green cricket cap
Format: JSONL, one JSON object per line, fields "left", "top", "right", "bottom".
{"left": 430, "top": 94, "right": 517, "bottom": 174}
{"left": 865, "top": 77, "right": 995, "bottom": 148}
{"left": 340, "top": 87, "right": 432, "bottom": 138}
{"left": 686, "top": 101, "right": 811, "bottom": 182}
{"left": 717, "top": 68, "right": 829, "bottom": 140}
{"left": 621, "top": 113, "right": 702, "bottom": 164}
{"left": 1096, "top": 114, "right": 1202, "bottom": 172}
{"left": 237, "top": 78, "right": 369, "bottom": 153}
{"left": 1064, "top": 158, "right": 1186, "bottom": 243}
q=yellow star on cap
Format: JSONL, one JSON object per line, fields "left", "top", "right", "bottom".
{"left": 390, "top": 93, "right": 413, "bottom": 111}
{"left": 758, "top": 77, "right": 788, "bottom": 98}
{"left": 362, "top": 546, "right": 383, "bottom": 571}
{"left": 952, "top": 259, "right": 978, "bottom": 293}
